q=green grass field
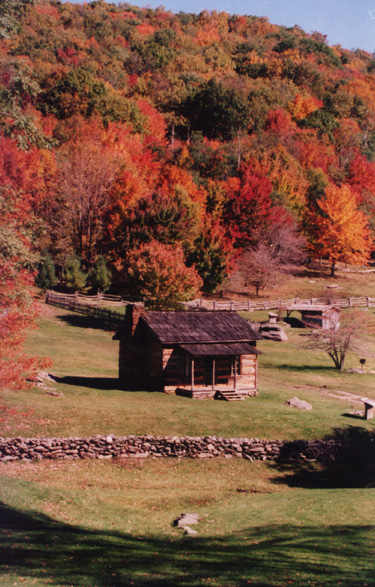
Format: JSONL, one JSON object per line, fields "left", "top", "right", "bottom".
{"left": 1, "top": 284, "right": 375, "bottom": 586}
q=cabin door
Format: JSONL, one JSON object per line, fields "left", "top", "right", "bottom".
{"left": 204, "top": 358, "right": 215, "bottom": 387}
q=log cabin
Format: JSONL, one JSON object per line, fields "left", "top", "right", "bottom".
{"left": 113, "top": 304, "right": 262, "bottom": 400}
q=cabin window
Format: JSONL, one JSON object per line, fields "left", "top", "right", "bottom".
{"left": 183, "top": 353, "right": 191, "bottom": 378}
{"left": 231, "top": 356, "right": 241, "bottom": 376}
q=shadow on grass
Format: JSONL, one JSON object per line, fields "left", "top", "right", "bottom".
{"left": 1, "top": 501, "right": 374, "bottom": 587}
{"left": 263, "top": 362, "right": 337, "bottom": 372}
{"left": 273, "top": 426, "right": 375, "bottom": 489}
{"left": 57, "top": 314, "right": 119, "bottom": 332}
{"left": 54, "top": 376, "right": 122, "bottom": 391}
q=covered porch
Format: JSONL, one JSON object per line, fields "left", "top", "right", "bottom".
{"left": 172, "top": 342, "right": 261, "bottom": 400}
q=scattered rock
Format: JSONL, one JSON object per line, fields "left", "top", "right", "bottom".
{"left": 175, "top": 513, "right": 201, "bottom": 528}
{"left": 285, "top": 397, "right": 313, "bottom": 410}
{"left": 184, "top": 526, "right": 198, "bottom": 536}
{"left": 46, "top": 390, "right": 63, "bottom": 397}
{"left": 347, "top": 368, "right": 366, "bottom": 374}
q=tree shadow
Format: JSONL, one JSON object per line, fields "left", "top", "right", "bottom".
{"left": 1, "top": 500, "right": 374, "bottom": 586}
{"left": 57, "top": 314, "right": 118, "bottom": 332}
{"left": 272, "top": 426, "right": 375, "bottom": 489}
{"left": 268, "top": 363, "right": 337, "bottom": 372}
{"left": 53, "top": 375, "right": 122, "bottom": 391}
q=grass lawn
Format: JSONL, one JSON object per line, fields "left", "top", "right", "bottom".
{"left": 1, "top": 458, "right": 375, "bottom": 587}
{"left": 2, "top": 301, "right": 374, "bottom": 440}
{"left": 1, "top": 288, "right": 375, "bottom": 586}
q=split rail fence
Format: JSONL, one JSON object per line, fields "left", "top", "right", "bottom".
{"left": 45, "top": 291, "right": 375, "bottom": 325}
{"left": 45, "top": 291, "right": 125, "bottom": 328}
{"left": 193, "top": 296, "right": 375, "bottom": 311}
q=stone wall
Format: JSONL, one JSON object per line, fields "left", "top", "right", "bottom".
{"left": 0, "top": 435, "right": 337, "bottom": 463}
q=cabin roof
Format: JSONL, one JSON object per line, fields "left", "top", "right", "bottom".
{"left": 141, "top": 311, "right": 262, "bottom": 344}
{"left": 179, "top": 342, "right": 262, "bottom": 356}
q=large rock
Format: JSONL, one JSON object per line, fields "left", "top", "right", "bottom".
{"left": 175, "top": 513, "right": 201, "bottom": 528}
{"left": 285, "top": 397, "right": 312, "bottom": 410}
{"left": 259, "top": 324, "right": 288, "bottom": 342}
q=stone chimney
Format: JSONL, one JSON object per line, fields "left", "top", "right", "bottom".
{"left": 125, "top": 302, "right": 145, "bottom": 336}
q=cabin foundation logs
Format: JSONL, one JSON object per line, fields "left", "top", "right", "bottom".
{"left": 0, "top": 435, "right": 339, "bottom": 463}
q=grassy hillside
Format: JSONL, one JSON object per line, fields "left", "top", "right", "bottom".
{"left": 1, "top": 295, "right": 375, "bottom": 586}
{"left": 0, "top": 293, "right": 374, "bottom": 441}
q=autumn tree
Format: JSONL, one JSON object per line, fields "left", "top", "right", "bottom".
{"left": 236, "top": 215, "right": 306, "bottom": 296}
{"left": 0, "top": 185, "right": 49, "bottom": 389}
{"left": 126, "top": 240, "right": 202, "bottom": 309}
{"left": 309, "top": 183, "right": 372, "bottom": 276}
{"left": 237, "top": 242, "right": 279, "bottom": 296}
{"left": 222, "top": 166, "right": 273, "bottom": 249}
{"left": 54, "top": 139, "right": 120, "bottom": 265}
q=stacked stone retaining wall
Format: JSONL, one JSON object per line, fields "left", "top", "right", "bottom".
{"left": 0, "top": 435, "right": 337, "bottom": 463}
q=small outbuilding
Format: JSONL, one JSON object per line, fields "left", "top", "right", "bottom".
{"left": 114, "top": 304, "right": 262, "bottom": 400}
{"left": 286, "top": 305, "right": 340, "bottom": 330}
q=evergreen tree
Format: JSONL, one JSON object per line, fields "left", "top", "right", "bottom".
{"left": 90, "top": 255, "right": 111, "bottom": 293}
{"left": 36, "top": 254, "right": 56, "bottom": 291}
{"left": 62, "top": 256, "right": 87, "bottom": 291}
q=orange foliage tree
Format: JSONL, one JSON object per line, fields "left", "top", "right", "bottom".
{"left": 126, "top": 240, "right": 202, "bottom": 309}
{"left": 309, "top": 183, "right": 372, "bottom": 276}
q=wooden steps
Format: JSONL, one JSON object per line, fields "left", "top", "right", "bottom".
{"left": 216, "top": 390, "right": 247, "bottom": 402}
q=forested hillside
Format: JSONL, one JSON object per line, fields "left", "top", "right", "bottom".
{"left": 2, "top": 0, "right": 375, "bottom": 383}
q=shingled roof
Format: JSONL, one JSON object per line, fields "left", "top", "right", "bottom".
{"left": 141, "top": 311, "right": 262, "bottom": 344}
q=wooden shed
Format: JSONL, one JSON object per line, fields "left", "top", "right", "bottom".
{"left": 113, "top": 304, "right": 262, "bottom": 400}
{"left": 286, "top": 304, "right": 340, "bottom": 330}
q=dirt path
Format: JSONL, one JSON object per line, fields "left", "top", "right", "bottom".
{"left": 293, "top": 384, "right": 365, "bottom": 404}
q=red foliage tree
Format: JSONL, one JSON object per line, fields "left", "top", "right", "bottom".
{"left": 222, "top": 166, "right": 273, "bottom": 248}
{"left": 0, "top": 185, "right": 50, "bottom": 389}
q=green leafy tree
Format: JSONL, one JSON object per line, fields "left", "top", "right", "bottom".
{"left": 182, "top": 79, "right": 249, "bottom": 141}
{"left": 187, "top": 219, "right": 234, "bottom": 293}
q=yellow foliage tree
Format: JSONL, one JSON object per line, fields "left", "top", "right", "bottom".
{"left": 310, "top": 184, "right": 372, "bottom": 276}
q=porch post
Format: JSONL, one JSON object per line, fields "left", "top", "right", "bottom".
{"left": 233, "top": 357, "right": 237, "bottom": 390}
{"left": 212, "top": 358, "right": 216, "bottom": 390}
{"left": 191, "top": 358, "right": 195, "bottom": 391}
